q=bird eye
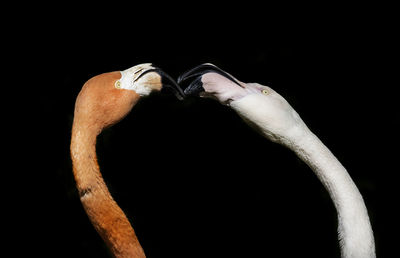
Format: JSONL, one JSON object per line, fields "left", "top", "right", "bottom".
{"left": 115, "top": 80, "right": 121, "bottom": 89}
{"left": 262, "top": 89, "right": 269, "bottom": 95}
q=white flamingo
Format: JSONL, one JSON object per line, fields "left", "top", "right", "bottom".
{"left": 178, "top": 63, "right": 376, "bottom": 258}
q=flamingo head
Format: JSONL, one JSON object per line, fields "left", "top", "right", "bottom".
{"left": 178, "top": 63, "right": 307, "bottom": 143}
{"left": 74, "top": 63, "right": 184, "bottom": 131}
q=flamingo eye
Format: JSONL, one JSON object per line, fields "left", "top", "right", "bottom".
{"left": 262, "top": 89, "right": 269, "bottom": 95}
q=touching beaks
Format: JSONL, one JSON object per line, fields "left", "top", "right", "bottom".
{"left": 136, "top": 67, "right": 185, "bottom": 100}
{"left": 178, "top": 63, "right": 243, "bottom": 96}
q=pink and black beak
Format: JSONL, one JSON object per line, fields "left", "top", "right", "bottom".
{"left": 177, "top": 63, "right": 243, "bottom": 96}
{"left": 137, "top": 67, "right": 185, "bottom": 100}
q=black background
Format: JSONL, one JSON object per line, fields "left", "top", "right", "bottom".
{"left": 13, "top": 4, "right": 397, "bottom": 258}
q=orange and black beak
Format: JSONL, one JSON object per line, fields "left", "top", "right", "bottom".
{"left": 136, "top": 67, "right": 185, "bottom": 100}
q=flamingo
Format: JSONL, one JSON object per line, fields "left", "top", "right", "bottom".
{"left": 178, "top": 63, "right": 376, "bottom": 258}
{"left": 70, "top": 63, "right": 184, "bottom": 258}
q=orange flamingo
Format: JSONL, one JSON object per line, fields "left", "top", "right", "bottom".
{"left": 70, "top": 63, "right": 183, "bottom": 257}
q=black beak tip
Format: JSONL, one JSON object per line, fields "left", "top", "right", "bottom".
{"left": 133, "top": 66, "right": 185, "bottom": 100}
{"left": 183, "top": 76, "right": 205, "bottom": 97}
{"left": 153, "top": 68, "right": 185, "bottom": 100}
{"left": 159, "top": 85, "right": 184, "bottom": 100}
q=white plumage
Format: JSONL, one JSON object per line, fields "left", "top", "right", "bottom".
{"left": 181, "top": 64, "right": 376, "bottom": 258}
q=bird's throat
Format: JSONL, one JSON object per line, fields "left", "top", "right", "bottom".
{"left": 70, "top": 123, "right": 146, "bottom": 258}
{"left": 289, "top": 130, "right": 376, "bottom": 258}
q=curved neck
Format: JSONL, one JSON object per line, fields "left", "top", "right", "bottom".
{"left": 282, "top": 128, "right": 375, "bottom": 258}
{"left": 70, "top": 122, "right": 145, "bottom": 258}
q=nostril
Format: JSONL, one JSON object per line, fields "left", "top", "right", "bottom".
{"left": 134, "top": 68, "right": 144, "bottom": 74}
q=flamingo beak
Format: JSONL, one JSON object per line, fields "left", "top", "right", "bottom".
{"left": 177, "top": 63, "right": 243, "bottom": 96}
{"left": 136, "top": 67, "right": 185, "bottom": 100}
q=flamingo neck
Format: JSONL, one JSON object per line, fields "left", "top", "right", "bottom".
{"left": 70, "top": 122, "right": 145, "bottom": 258}
{"left": 285, "top": 128, "right": 375, "bottom": 258}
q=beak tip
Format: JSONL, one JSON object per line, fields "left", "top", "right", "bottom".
{"left": 183, "top": 77, "right": 204, "bottom": 97}
{"left": 154, "top": 68, "right": 185, "bottom": 100}
{"left": 176, "top": 94, "right": 185, "bottom": 101}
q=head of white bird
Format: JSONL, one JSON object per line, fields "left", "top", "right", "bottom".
{"left": 178, "top": 63, "right": 308, "bottom": 144}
